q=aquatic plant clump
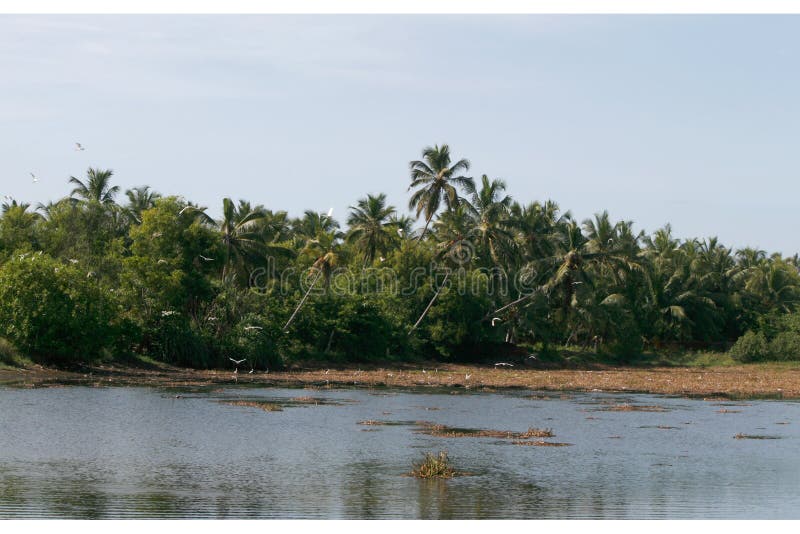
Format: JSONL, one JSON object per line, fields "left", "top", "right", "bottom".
{"left": 219, "top": 400, "right": 283, "bottom": 412}
{"left": 410, "top": 451, "right": 458, "bottom": 479}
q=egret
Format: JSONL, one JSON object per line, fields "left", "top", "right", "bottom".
{"left": 494, "top": 362, "right": 514, "bottom": 368}
{"left": 491, "top": 317, "right": 501, "bottom": 326}
{"left": 229, "top": 357, "right": 246, "bottom": 373}
{"left": 75, "top": 142, "right": 85, "bottom": 151}
{"left": 30, "top": 172, "right": 38, "bottom": 183}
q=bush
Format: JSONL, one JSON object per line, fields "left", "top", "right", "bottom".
{"left": 0, "top": 337, "right": 22, "bottom": 366}
{"left": 0, "top": 254, "right": 115, "bottom": 364}
{"left": 729, "top": 331, "right": 770, "bottom": 362}
{"left": 768, "top": 331, "right": 800, "bottom": 361}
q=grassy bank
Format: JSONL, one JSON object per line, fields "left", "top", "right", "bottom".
{"left": 2, "top": 353, "right": 800, "bottom": 399}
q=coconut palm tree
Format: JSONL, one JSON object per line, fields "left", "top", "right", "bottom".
{"left": 346, "top": 193, "right": 398, "bottom": 267}
{"left": 69, "top": 168, "right": 119, "bottom": 205}
{"left": 125, "top": 186, "right": 161, "bottom": 224}
{"left": 218, "top": 197, "right": 267, "bottom": 283}
{"left": 408, "top": 144, "right": 474, "bottom": 240}
{"left": 463, "top": 174, "right": 514, "bottom": 265}
{"left": 283, "top": 228, "right": 345, "bottom": 330}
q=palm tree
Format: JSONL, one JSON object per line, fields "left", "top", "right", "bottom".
{"left": 125, "top": 186, "right": 161, "bottom": 223}
{"left": 283, "top": 229, "right": 345, "bottom": 330}
{"left": 218, "top": 197, "right": 266, "bottom": 282}
{"left": 463, "top": 174, "right": 514, "bottom": 265}
{"left": 346, "top": 193, "right": 397, "bottom": 267}
{"left": 408, "top": 144, "right": 474, "bottom": 240}
{"left": 69, "top": 168, "right": 119, "bottom": 205}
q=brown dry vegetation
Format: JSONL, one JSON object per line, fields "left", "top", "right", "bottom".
{"left": 3, "top": 362, "right": 800, "bottom": 398}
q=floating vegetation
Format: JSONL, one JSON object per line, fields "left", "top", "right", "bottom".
{"left": 415, "top": 423, "right": 554, "bottom": 439}
{"left": 639, "top": 425, "right": 679, "bottom": 430}
{"left": 410, "top": 451, "right": 460, "bottom": 479}
{"left": 733, "top": 433, "right": 781, "bottom": 440}
{"left": 717, "top": 409, "right": 742, "bottom": 414}
{"left": 600, "top": 404, "right": 669, "bottom": 412}
{"left": 776, "top": 422, "right": 790, "bottom": 425}
{"left": 510, "top": 440, "right": 572, "bottom": 447}
{"left": 357, "top": 419, "right": 424, "bottom": 427}
{"left": 219, "top": 400, "right": 283, "bottom": 412}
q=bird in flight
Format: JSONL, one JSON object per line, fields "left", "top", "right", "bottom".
{"left": 494, "top": 362, "right": 514, "bottom": 368}
{"left": 491, "top": 317, "right": 502, "bottom": 326}
{"left": 229, "top": 357, "right": 246, "bottom": 365}
{"left": 30, "top": 172, "right": 38, "bottom": 183}
{"left": 327, "top": 207, "right": 334, "bottom": 217}
{"left": 198, "top": 255, "right": 214, "bottom": 262}
{"left": 75, "top": 142, "right": 85, "bottom": 151}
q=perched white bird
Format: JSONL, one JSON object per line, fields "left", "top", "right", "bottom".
{"left": 491, "top": 317, "right": 502, "bottom": 326}
{"left": 397, "top": 228, "right": 404, "bottom": 237}
{"left": 30, "top": 172, "right": 38, "bottom": 183}
{"left": 75, "top": 142, "right": 85, "bottom": 151}
{"left": 494, "top": 362, "right": 514, "bottom": 368}
{"left": 379, "top": 256, "right": 386, "bottom": 262}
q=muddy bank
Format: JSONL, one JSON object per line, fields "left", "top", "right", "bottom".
{"left": 2, "top": 361, "right": 800, "bottom": 398}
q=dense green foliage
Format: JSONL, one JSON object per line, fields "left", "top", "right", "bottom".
{"left": 2, "top": 145, "right": 799, "bottom": 368}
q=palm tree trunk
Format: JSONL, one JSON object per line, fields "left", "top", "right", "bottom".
{"left": 409, "top": 271, "right": 450, "bottom": 333}
{"left": 417, "top": 215, "right": 433, "bottom": 241}
{"left": 283, "top": 269, "right": 323, "bottom": 331}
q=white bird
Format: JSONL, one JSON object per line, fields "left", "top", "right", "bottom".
{"left": 465, "top": 373, "right": 472, "bottom": 380}
{"left": 178, "top": 206, "right": 194, "bottom": 216}
{"left": 243, "top": 325, "right": 262, "bottom": 331}
{"left": 30, "top": 172, "right": 38, "bottom": 183}
{"left": 494, "top": 362, "right": 514, "bottom": 368}
{"left": 199, "top": 255, "right": 214, "bottom": 261}
{"left": 397, "top": 228, "right": 404, "bottom": 237}
{"left": 157, "top": 259, "right": 167, "bottom": 264}
{"left": 527, "top": 354, "right": 539, "bottom": 361}
{"left": 69, "top": 258, "right": 79, "bottom": 264}
{"left": 491, "top": 317, "right": 501, "bottom": 326}
{"left": 229, "top": 357, "right": 246, "bottom": 374}
{"left": 74, "top": 142, "right": 85, "bottom": 151}
{"left": 379, "top": 256, "right": 386, "bottom": 262}
{"left": 327, "top": 207, "right": 334, "bottom": 217}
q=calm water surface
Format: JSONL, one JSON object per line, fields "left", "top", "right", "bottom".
{"left": 1, "top": 384, "right": 799, "bottom": 519}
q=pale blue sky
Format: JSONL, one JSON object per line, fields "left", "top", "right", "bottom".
{"left": 1, "top": 15, "right": 798, "bottom": 254}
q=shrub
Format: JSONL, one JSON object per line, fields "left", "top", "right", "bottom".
{"left": 768, "top": 331, "right": 800, "bottom": 361}
{"left": 0, "top": 254, "right": 115, "bottom": 364}
{"left": 729, "top": 331, "right": 770, "bottom": 362}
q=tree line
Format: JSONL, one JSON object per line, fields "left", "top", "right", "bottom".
{"left": 2, "top": 144, "right": 799, "bottom": 368}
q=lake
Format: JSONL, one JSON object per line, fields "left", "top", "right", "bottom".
{"left": 0, "top": 384, "right": 798, "bottom": 519}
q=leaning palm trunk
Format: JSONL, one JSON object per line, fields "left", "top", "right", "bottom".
{"left": 417, "top": 215, "right": 434, "bottom": 241}
{"left": 283, "top": 269, "right": 323, "bottom": 331}
{"left": 409, "top": 271, "right": 450, "bottom": 333}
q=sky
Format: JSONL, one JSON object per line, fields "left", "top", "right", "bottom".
{"left": 1, "top": 15, "right": 799, "bottom": 254}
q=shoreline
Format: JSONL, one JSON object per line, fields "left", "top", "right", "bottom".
{"left": 2, "top": 362, "right": 800, "bottom": 399}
